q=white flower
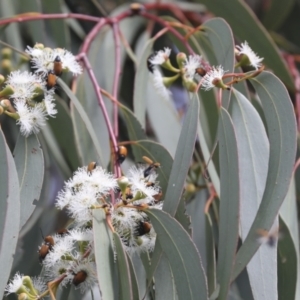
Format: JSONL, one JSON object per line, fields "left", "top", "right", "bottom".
{"left": 127, "top": 166, "right": 159, "bottom": 204}
{"left": 184, "top": 55, "right": 202, "bottom": 79}
{"left": 43, "top": 236, "right": 74, "bottom": 267}
{"left": 43, "top": 92, "right": 57, "bottom": 117}
{"left": 149, "top": 47, "right": 171, "bottom": 66}
{"left": 236, "top": 41, "right": 263, "bottom": 70}
{"left": 6, "top": 70, "right": 44, "bottom": 100}
{"left": 26, "top": 46, "right": 82, "bottom": 76}
{"left": 201, "top": 66, "right": 225, "bottom": 91}
{"left": 151, "top": 68, "right": 172, "bottom": 101}
{"left": 15, "top": 101, "right": 47, "bottom": 136}
{"left": 31, "top": 276, "right": 47, "bottom": 295}
{"left": 67, "top": 228, "right": 93, "bottom": 243}
{"left": 44, "top": 261, "right": 72, "bottom": 287}
{"left": 70, "top": 259, "right": 98, "bottom": 293}
{"left": 5, "top": 272, "right": 24, "bottom": 295}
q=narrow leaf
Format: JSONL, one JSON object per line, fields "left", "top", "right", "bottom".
{"left": 145, "top": 209, "right": 208, "bottom": 300}
{"left": 163, "top": 95, "right": 199, "bottom": 216}
{"left": 278, "top": 217, "right": 297, "bottom": 300}
{"left": 230, "top": 89, "right": 277, "bottom": 299}
{"left": 217, "top": 108, "right": 240, "bottom": 300}
{"left": 92, "top": 209, "right": 117, "bottom": 300}
{"left": 232, "top": 71, "right": 297, "bottom": 280}
{"left": 0, "top": 130, "right": 20, "bottom": 298}
{"left": 113, "top": 232, "right": 134, "bottom": 300}
{"left": 13, "top": 134, "right": 44, "bottom": 229}
{"left": 57, "top": 78, "right": 103, "bottom": 165}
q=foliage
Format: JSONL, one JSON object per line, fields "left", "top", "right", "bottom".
{"left": 0, "top": 1, "right": 299, "bottom": 300}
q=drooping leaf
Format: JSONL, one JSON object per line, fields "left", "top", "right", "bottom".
{"left": 217, "top": 108, "right": 240, "bottom": 300}
{"left": 232, "top": 71, "right": 297, "bottom": 280}
{"left": 92, "top": 209, "right": 117, "bottom": 300}
{"left": 145, "top": 209, "right": 208, "bottom": 300}
{"left": 0, "top": 130, "right": 20, "bottom": 298}
{"left": 163, "top": 95, "right": 199, "bottom": 216}
{"left": 13, "top": 134, "right": 44, "bottom": 229}
{"left": 154, "top": 252, "right": 177, "bottom": 300}
{"left": 230, "top": 89, "right": 277, "bottom": 299}
{"left": 58, "top": 78, "right": 103, "bottom": 166}
{"left": 278, "top": 217, "right": 297, "bottom": 300}
{"left": 113, "top": 232, "right": 135, "bottom": 300}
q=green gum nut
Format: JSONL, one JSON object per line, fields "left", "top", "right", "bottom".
{"left": 1, "top": 48, "right": 12, "bottom": 59}
{"left": 0, "top": 85, "right": 14, "bottom": 97}
{"left": 117, "top": 176, "right": 129, "bottom": 194}
{"left": 183, "top": 78, "right": 198, "bottom": 93}
{"left": 0, "top": 74, "right": 5, "bottom": 85}
{"left": 176, "top": 52, "right": 187, "bottom": 69}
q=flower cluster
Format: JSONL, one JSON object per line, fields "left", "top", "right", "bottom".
{"left": 0, "top": 43, "right": 82, "bottom": 136}
{"left": 147, "top": 41, "right": 264, "bottom": 95}
{"left": 5, "top": 162, "right": 163, "bottom": 298}
{"left": 6, "top": 162, "right": 162, "bottom": 297}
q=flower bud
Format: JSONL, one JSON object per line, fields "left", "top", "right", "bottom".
{"left": 1, "top": 58, "right": 12, "bottom": 72}
{"left": 0, "top": 74, "right": 5, "bottom": 85}
{"left": 1, "top": 99, "right": 15, "bottom": 113}
{"left": 117, "top": 176, "right": 130, "bottom": 194}
{"left": 0, "top": 85, "right": 14, "bottom": 98}
{"left": 18, "top": 293, "right": 29, "bottom": 300}
{"left": 176, "top": 52, "right": 187, "bottom": 69}
{"left": 1, "top": 48, "right": 12, "bottom": 59}
{"left": 183, "top": 78, "right": 198, "bottom": 93}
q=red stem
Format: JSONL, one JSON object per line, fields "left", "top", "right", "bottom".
{"left": 140, "top": 11, "right": 194, "bottom": 54}
{"left": 112, "top": 22, "right": 122, "bottom": 177}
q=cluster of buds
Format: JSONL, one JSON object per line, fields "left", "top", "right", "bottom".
{"left": 148, "top": 41, "right": 263, "bottom": 98}
{"left": 6, "top": 157, "right": 163, "bottom": 298}
{"left": 0, "top": 43, "right": 82, "bottom": 136}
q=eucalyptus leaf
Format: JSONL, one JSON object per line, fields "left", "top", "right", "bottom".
{"left": 92, "top": 209, "right": 117, "bottom": 300}
{"left": 278, "top": 217, "right": 297, "bottom": 300}
{"left": 57, "top": 78, "right": 103, "bottom": 166}
{"left": 13, "top": 134, "right": 44, "bottom": 229}
{"left": 230, "top": 89, "right": 277, "bottom": 299}
{"left": 113, "top": 232, "right": 134, "bottom": 300}
{"left": 145, "top": 209, "right": 208, "bottom": 300}
{"left": 0, "top": 130, "right": 20, "bottom": 298}
{"left": 217, "top": 108, "right": 240, "bottom": 300}
{"left": 163, "top": 95, "right": 198, "bottom": 216}
{"left": 232, "top": 71, "right": 297, "bottom": 280}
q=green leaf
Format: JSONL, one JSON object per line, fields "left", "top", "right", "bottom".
{"left": 113, "top": 232, "right": 134, "bottom": 300}
{"left": 193, "top": 0, "right": 294, "bottom": 90}
{"left": 279, "top": 177, "right": 300, "bottom": 299}
{"left": 232, "top": 71, "right": 297, "bottom": 280}
{"left": 133, "top": 34, "right": 154, "bottom": 128}
{"left": 154, "top": 253, "right": 177, "bottom": 300}
{"left": 119, "top": 104, "right": 147, "bottom": 160}
{"left": 13, "top": 134, "right": 44, "bottom": 229}
{"left": 57, "top": 77, "right": 103, "bottom": 166}
{"left": 197, "top": 91, "right": 220, "bottom": 195}
{"left": 205, "top": 213, "right": 217, "bottom": 297}
{"left": 0, "top": 130, "right": 20, "bottom": 298}
{"left": 145, "top": 209, "right": 208, "bottom": 300}
{"left": 217, "top": 108, "right": 240, "bottom": 300}
{"left": 230, "top": 89, "right": 277, "bottom": 299}
{"left": 163, "top": 95, "right": 198, "bottom": 216}
{"left": 262, "top": 0, "right": 295, "bottom": 30}
{"left": 175, "top": 198, "right": 191, "bottom": 234}
{"left": 48, "top": 96, "right": 80, "bottom": 171}
{"left": 126, "top": 253, "right": 140, "bottom": 300}
{"left": 278, "top": 217, "right": 297, "bottom": 300}
{"left": 133, "top": 140, "right": 173, "bottom": 196}
{"left": 42, "top": 0, "right": 71, "bottom": 48}
{"left": 92, "top": 209, "right": 117, "bottom": 300}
